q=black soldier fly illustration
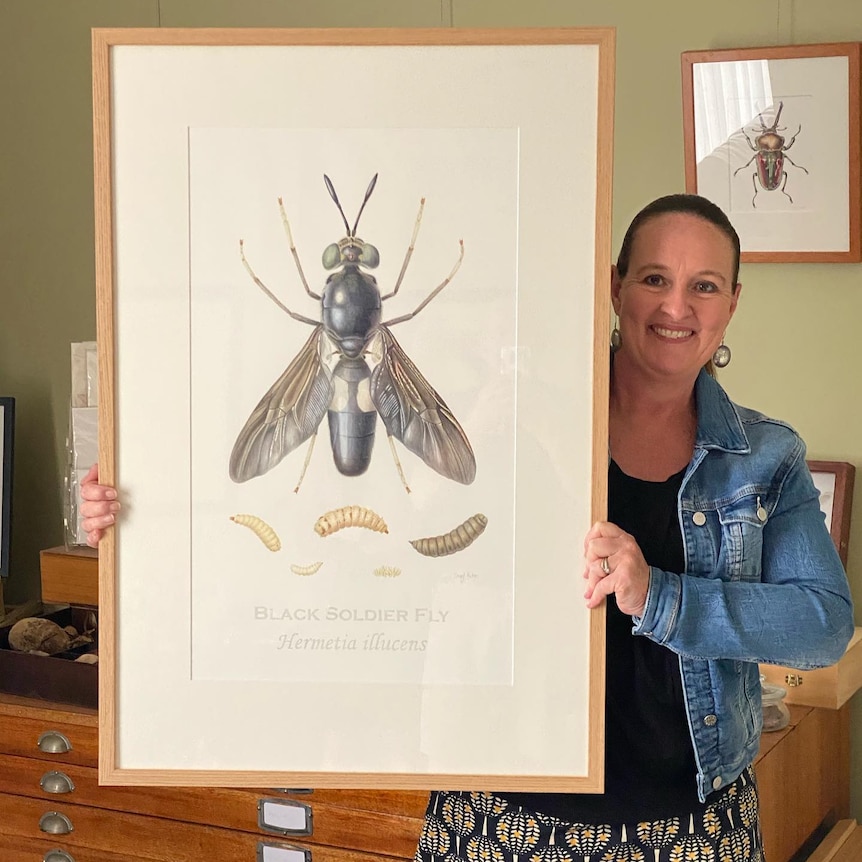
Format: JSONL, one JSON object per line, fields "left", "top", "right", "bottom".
{"left": 229, "top": 174, "right": 476, "bottom": 493}
{"left": 733, "top": 101, "right": 808, "bottom": 207}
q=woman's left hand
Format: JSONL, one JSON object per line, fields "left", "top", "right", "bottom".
{"left": 583, "top": 521, "right": 651, "bottom": 616}
{"left": 79, "top": 464, "right": 120, "bottom": 548}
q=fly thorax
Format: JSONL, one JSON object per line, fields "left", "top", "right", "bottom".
{"left": 322, "top": 269, "right": 381, "bottom": 356}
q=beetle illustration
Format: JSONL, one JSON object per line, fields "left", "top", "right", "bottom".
{"left": 733, "top": 101, "right": 808, "bottom": 207}
{"left": 229, "top": 174, "right": 476, "bottom": 492}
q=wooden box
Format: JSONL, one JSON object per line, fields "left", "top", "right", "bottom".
{"left": 760, "top": 627, "right": 862, "bottom": 710}
{"left": 40, "top": 545, "right": 98, "bottom": 606}
{"left": 0, "top": 605, "right": 98, "bottom": 708}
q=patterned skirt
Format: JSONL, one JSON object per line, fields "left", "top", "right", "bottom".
{"left": 414, "top": 766, "right": 764, "bottom": 862}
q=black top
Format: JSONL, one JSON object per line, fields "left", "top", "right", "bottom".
{"left": 497, "top": 459, "right": 727, "bottom": 822}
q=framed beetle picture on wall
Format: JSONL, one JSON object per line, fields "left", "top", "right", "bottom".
{"left": 682, "top": 43, "right": 862, "bottom": 262}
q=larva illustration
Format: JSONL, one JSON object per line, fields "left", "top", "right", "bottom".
{"left": 409, "top": 513, "right": 488, "bottom": 558}
{"left": 290, "top": 561, "right": 324, "bottom": 576}
{"left": 314, "top": 505, "right": 388, "bottom": 537}
{"left": 230, "top": 514, "right": 281, "bottom": 552}
{"left": 373, "top": 565, "right": 402, "bottom": 578}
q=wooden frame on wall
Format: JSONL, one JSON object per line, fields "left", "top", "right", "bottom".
{"left": 0, "top": 397, "right": 14, "bottom": 580}
{"left": 682, "top": 43, "right": 862, "bottom": 263}
{"left": 807, "top": 460, "right": 856, "bottom": 568}
{"left": 93, "top": 27, "right": 614, "bottom": 790}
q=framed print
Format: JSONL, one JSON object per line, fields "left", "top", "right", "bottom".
{"left": 93, "top": 27, "right": 614, "bottom": 789}
{"left": 682, "top": 43, "right": 861, "bottom": 262}
{"left": 0, "top": 398, "right": 13, "bottom": 579}
{"left": 807, "top": 460, "right": 855, "bottom": 568}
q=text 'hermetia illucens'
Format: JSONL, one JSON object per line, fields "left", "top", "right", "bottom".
{"left": 229, "top": 174, "right": 476, "bottom": 493}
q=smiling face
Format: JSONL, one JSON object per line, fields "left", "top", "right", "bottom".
{"left": 611, "top": 211, "right": 741, "bottom": 384}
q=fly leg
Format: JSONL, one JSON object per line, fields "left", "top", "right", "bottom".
{"left": 278, "top": 197, "right": 321, "bottom": 300}
{"left": 293, "top": 432, "right": 318, "bottom": 494}
{"left": 382, "top": 239, "right": 465, "bottom": 327}
{"left": 240, "top": 241, "right": 319, "bottom": 325}
{"left": 387, "top": 435, "right": 412, "bottom": 494}
{"left": 381, "top": 197, "right": 426, "bottom": 301}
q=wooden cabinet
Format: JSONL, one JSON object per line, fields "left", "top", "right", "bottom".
{"left": 0, "top": 693, "right": 850, "bottom": 862}
{"left": 0, "top": 694, "right": 426, "bottom": 862}
{"left": 755, "top": 703, "right": 850, "bottom": 862}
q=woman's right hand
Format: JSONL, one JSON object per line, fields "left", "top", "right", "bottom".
{"left": 79, "top": 464, "right": 120, "bottom": 548}
{"left": 583, "top": 520, "right": 651, "bottom": 617}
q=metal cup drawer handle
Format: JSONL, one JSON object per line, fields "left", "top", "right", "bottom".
{"left": 259, "top": 799, "right": 313, "bottom": 835}
{"left": 41, "top": 770, "right": 75, "bottom": 794}
{"left": 44, "top": 850, "right": 76, "bottom": 862}
{"left": 39, "top": 811, "right": 74, "bottom": 834}
{"left": 257, "top": 842, "right": 311, "bottom": 862}
{"left": 37, "top": 731, "right": 73, "bottom": 754}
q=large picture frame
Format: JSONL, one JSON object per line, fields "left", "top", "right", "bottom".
{"left": 94, "top": 27, "right": 614, "bottom": 790}
{"left": 0, "top": 397, "right": 13, "bottom": 579}
{"left": 681, "top": 43, "right": 861, "bottom": 262}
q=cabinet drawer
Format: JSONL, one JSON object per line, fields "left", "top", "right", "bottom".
{"left": 271, "top": 788, "right": 428, "bottom": 819}
{"left": 0, "top": 832, "right": 149, "bottom": 862}
{"left": 0, "top": 791, "right": 410, "bottom": 862}
{"left": 0, "top": 754, "right": 423, "bottom": 858}
{"left": 0, "top": 710, "right": 98, "bottom": 768}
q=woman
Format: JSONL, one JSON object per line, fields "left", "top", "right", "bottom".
{"left": 82, "top": 195, "right": 853, "bottom": 861}
{"left": 412, "top": 196, "right": 853, "bottom": 861}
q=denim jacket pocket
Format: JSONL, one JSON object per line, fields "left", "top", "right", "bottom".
{"left": 716, "top": 491, "right": 767, "bottom": 581}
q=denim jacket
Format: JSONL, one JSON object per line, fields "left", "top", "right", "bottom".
{"left": 631, "top": 370, "right": 854, "bottom": 802}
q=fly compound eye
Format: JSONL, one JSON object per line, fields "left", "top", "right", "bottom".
{"left": 322, "top": 242, "right": 341, "bottom": 270}
{"left": 360, "top": 243, "right": 380, "bottom": 269}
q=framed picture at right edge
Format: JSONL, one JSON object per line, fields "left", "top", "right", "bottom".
{"left": 0, "top": 397, "right": 14, "bottom": 579}
{"left": 682, "top": 43, "right": 861, "bottom": 262}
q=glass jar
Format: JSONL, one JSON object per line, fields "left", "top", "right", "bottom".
{"left": 760, "top": 675, "right": 790, "bottom": 732}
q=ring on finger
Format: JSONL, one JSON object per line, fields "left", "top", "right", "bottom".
{"left": 600, "top": 557, "right": 610, "bottom": 576}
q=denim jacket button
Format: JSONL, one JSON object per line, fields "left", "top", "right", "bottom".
{"left": 704, "top": 714, "right": 717, "bottom": 726}
{"left": 712, "top": 776, "right": 723, "bottom": 790}
{"left": 692, "top": 511, "right": 707, "bottom": 526}
{"left": 757, "top": 506, "right": 768, "bottom": 522}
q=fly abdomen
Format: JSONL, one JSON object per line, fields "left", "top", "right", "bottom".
{"left": 328, "top": 357, "right": 376, "bottom": 476}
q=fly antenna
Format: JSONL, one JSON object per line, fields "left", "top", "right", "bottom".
{"left": 352, "top": 173, "right": 379, "bottom": 236}
{"left": 323, "top": 174, "right": 351, "bottom": 236}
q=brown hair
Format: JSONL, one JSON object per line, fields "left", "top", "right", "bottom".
{"left": 616, "top": 194, "right": 741, "bottom": 287}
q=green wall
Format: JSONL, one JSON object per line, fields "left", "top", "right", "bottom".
{"left": 1, "top": 0, "right": 861, "bottom": 817}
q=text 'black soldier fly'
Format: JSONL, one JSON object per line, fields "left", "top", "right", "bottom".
{"left": 229, "top": 174, "right": 476, "bottom": 494}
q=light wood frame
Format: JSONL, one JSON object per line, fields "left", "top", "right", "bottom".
{"left": 93, "top": 27, "right": 614, "bottom": 790}
{"left": 682, "top": 43, "right": 861, "bottom": 262}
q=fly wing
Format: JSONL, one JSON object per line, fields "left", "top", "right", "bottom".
{"left": 370, "top": 326, "right": 476, "bottom": 484}
{"left": 229, "top": 326, "right": 332, "bottom": 482}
